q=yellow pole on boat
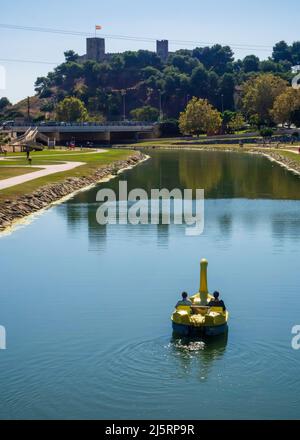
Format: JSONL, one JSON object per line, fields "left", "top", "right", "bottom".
{"left": 200, "top": 259, "right": 209, "bottom": 305}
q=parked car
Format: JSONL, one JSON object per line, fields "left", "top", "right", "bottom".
{"left": 47, "top": 121, "right": 58, "bottom": 127}
{"left": 1, "top": 120, "right": 15, "bottom": 129}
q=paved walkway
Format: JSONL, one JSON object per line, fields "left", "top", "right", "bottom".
{"left": 282, "top": 148, "right": 300, "bottom": 154}
{"left": 0, "top": 149, "right": 107, "bottom": 191}
{"left": 0, "top": 162, "right": 85, "bottom": 190}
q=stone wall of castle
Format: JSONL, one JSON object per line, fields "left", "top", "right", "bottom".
{"left": 78, "top": 38, "right": 169, "bottom": 64}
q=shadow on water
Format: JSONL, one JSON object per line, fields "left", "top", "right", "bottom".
{"left": 168, "top": 331, "right": 229, "bottom": 381}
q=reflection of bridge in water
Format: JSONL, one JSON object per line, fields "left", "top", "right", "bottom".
{"left": 5, "top": 122, "right": 156, "bottom": 147}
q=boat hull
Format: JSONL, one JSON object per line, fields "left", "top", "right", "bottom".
{"left": 172, "top": 322, "right": 228, "bottom": 337}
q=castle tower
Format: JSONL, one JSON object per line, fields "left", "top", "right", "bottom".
{"left": 86, "top": 38, "right": 105, "bottom": 62}
{"left": 156, "top": 40, "right": 169, "bottom": 63}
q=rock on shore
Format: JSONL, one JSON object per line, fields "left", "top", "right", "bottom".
{"left": 259, "top": 150, "right": 300, "bottom": 175}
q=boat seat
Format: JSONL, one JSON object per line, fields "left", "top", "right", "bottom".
{"left": 176, "top": 305, "right": 192, "bottom": 314}
{"left": 209, "top": 307, "right": 226, "bottom": 314}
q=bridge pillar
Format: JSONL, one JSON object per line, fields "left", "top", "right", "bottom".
{"left": 52, "top": 131, "right": 61, "bottom": 143}
{"left": 102, "top": 131, "right": 111, "bottom": 143}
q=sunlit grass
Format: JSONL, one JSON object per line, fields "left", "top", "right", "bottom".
{"left": 0, "top": 149, "right": 134, "bottom": 202}
{"left": 278, "top": 151, "right": 300, "bottom": 163}
{"left": 0, "top": 167, "right": 43, "bottom": 180}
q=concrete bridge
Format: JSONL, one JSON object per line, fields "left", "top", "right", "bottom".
{"left": 3, "top": 122, "right": 157, "bottom": 146}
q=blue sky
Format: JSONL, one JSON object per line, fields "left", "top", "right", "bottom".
{"left": 1, "top": 0, "right": 300, "bottom": 103}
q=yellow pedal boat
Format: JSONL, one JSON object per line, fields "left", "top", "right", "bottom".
{"left": 172, "top": 259, "right": 229, "bottom": 337}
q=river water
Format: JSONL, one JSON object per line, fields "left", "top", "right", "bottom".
{"left": 0, "top": 150, "right": 300, "bottom": 420}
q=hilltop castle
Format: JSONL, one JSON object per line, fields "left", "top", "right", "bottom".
{"left": 78, "top": 38, "right": 169, "bottom": 63}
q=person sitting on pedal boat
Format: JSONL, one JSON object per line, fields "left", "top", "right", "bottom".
{"left": 176, "top": 292, "right": 192, "bottom": 307}
{"left": 208, "top": 291, "right": 226, "bottom": 312}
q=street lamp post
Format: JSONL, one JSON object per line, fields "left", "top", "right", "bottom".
{"left": 27, "top": 97, "right": 31, "bottom": 122}
{"left": 158, "top": 90, "right": 163, "bottom": 122}
{"left": 221, "top": 94, "right": 224, "bottom": 113}
{"left": 121, "top": 90, "right": 126, "bottom": 122}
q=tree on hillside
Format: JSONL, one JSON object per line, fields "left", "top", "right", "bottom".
{"left": 242, "top": 55, "right": 260, "bottom": 73}
{"left": 242, "top": 73, "right": 288, "bottom": 126}
{"left": 58, "top": 62, "right": 84, "bottom": 93}
{"left": 192, "top": 45, "right": 234, "bottom": 75}
{"left": 179, "top": 97, "right": 222, "bottom": 136}
{"left": 56, "top": 97, "right": 89, "bottom": 122}
{"left": 169, "top": 54, "right": 200, "bottom": 75}
{"left": 219, "top": 73, "right": 235, "bottom": 110}
{"left": 0, "top": 97, "right": 11, "bottom": 111}
{"left": 123, "top": 50, "right": 162, "bottom": 70}
{"left": 190, "top": 65, "right": 209, "bottom": 97}
{"left": 291, "top": 42, "right": 300, "bottom": 65}
{"left": 271, "top": 87, "right": 300, "bottom": 127}
{"left": 34, "top": 76, "right": 52, "bottom": 98}
{"left": 28, "top": 38, "right": 300, "bottom": 125}
{"left": 141, "top": 66, "right": 162, "bottom": 81}
{"left": 40, "top": 102, "right": 55, "bottom": 113}
{"left": 206, "top": 71, "right": 220, "bottom": 107}
{"left": 130, "top": 106, "right": 159, "bottom": 122}
{"left": 272, "top": 41, "right": 292, "bottom": 63}
{"left": 64, "top": 50, "right": 79, "bottom": 62}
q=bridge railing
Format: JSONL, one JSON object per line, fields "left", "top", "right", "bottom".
{"left": 2, "top": 121, "right": 156, "bottom": 129}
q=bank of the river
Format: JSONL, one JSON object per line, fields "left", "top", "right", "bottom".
{"left": 0, "top": 151, "right": 147, "bottom": 231}
{"left": 259, "top": 150, "right": 300, "bottom": 176}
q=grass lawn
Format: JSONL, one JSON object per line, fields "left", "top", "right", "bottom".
{"left": 279, "top": 150, "right": 300, "bottom": 163}
{"left": 0, "top": 167, "right": 43, "bottom": 180}
{"left": 2, "top": 148, "right": 98, "bottom": 157}
{"left": 0, "top": 148, "right": 135, "bottom": 203}
{"left": 126, "top": 139, "right": 258, "bottom": 149}
{"left": 0, "top": 159, "right": 65, "bottom": 166}
{"left": 126, "top": 139, "right": 300, "bottom": 155}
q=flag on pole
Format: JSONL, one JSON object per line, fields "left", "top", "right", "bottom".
{"left": 95, "top": 25, "right": 102, "bottom": 30}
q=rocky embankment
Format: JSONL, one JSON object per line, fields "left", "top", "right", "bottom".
{"left": 258, "top": 150, "right": 300, "bottom": 175}
{"left": 0, "top": 152, "right": 146, "bottom": 231}
{"left": 204, "top": 147, "right": 300, "bottom": 175}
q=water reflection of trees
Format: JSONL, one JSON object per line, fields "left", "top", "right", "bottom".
{"left": 56, "top": 149, "right": 300, "bottom": 251}
{"left": 58, "top": 198, "right": 300, "bottom": 253}
{"left": 68, "top": 150, "right": 300, "bottom": 200}
{"left": 177, "top": 151, "right": 300, "bottom": 199}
